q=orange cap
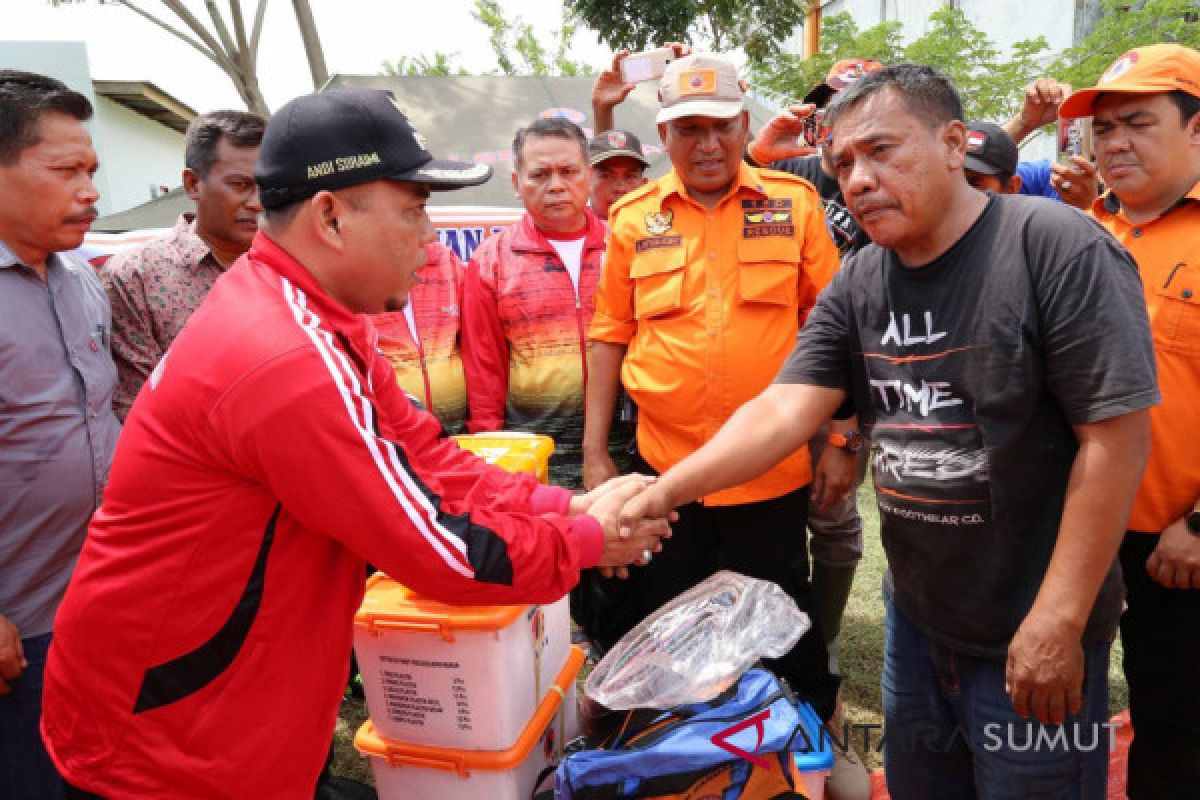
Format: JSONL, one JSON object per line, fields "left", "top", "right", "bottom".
{"left": 1060, "top": 44, "right": 1200, "bottom": 119}
{"left": 804, "top": 59, "right": 885, "bottom": 107}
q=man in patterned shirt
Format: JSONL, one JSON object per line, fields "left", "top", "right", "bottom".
{"left": 102, "top": 110, "right": 265, "bottom": 420}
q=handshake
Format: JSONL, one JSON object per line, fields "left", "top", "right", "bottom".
{"left": 568, "top": 474, "right": 677, "bottom": 579}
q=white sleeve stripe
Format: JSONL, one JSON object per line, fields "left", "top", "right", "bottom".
{"left": 284, "top": 279, "right": 473, "bottom": 573}
{"left": 291, "top": 288, "right": 473, "bottom": 567}
{"left": 279, "top": 277, "right": 474, "bottom": 578}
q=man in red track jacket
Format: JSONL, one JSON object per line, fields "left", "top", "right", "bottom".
{"left": 42, "top": 89, "right": 668, "bottom": 799}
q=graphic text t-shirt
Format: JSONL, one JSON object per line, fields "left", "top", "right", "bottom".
{"left": 777, "top": 194, "right": 1159, "bottom": 658}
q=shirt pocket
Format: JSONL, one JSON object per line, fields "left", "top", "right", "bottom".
{"left": 737, "top": 237, "right": 799, "bottom": 307}
{"left": 631, "top": 246, "right": 688, "bottom": 320}
{"left": 1152, "top": 262, "right": 1200, "bottom": 355}
{"left": 0, "top": 449, "right": 49, "bottom": 486}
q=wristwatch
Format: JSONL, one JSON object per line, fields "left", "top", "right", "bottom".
{"left": 828, "top": 430, "right": 864, "bottom": 455}
{"left": 1186, "top": 507, "right": 1200, "bottom": 535}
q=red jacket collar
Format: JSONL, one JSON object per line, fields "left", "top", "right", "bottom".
{"left": 510, "top": 208, "right": 607, "bottom": 255}
{"left": 246, "top": 232, "right": 371, "bottom": 340}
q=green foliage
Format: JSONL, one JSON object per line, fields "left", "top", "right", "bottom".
{"left": 564, "top": 0, "right": 808, "bottom": 60}
{"left": 906, "top": 8, "right": 1049, "bottom": 121}
{"left": 380, "top": 53, "right": 467, "bottom": 77}
{"left": 750, "top": 12, "right": 903, "bottom": 106}
{"left": 749, "top": 9, "right": 1049, "bottom": 122}
{"left": 471, "top": 0, "right": 593, "bottom": 76}
{"left": 1053, "top": 0, "right": 1200, "bottom": 90}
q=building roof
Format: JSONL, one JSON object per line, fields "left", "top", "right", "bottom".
{"left": 92, "top": 74, "right": 781, "bottom": 229}
{"left": 322, "top": 74, "right": 779, "bottom": 207}
{"left": 93, "top": 80, "right": 197, "bottom": 134}
{"left": 93, "top": 186, "right": 190, "bottom": 232}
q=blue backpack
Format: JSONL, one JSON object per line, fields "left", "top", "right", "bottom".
{"left": 553, "top": 669, "right": 833, "bottom": 799}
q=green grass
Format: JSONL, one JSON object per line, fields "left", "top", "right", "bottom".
{"left": 332, "top": 480, "right": 1131, "bottom": 781}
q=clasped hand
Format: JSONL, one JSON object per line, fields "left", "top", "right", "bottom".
{"left": 570, "top": 474, "right": 676, "bottom": 579}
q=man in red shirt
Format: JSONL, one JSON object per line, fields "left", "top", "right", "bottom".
{"left": 462, "top": 117, "right": 635, "bottom": 488}
{"left": 42, "top": 88, "right": 668, "bottom": 799}
{"left": 373, "top": 241, "right": 470, "bottom": 432}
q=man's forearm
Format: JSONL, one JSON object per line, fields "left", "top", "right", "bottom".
{"left": 584, "top": 341, "right": 626, "bottom": 454}
{"left": 1002, "top": 115, "right": 1036, "bottom": 147}
{"left": 593, "top": 103, "right": 615, "bottom": 135}
{"left": 829, "top": 415, "right": 858, "bottom": 436}
{"left": 658, "top": 383, "right": 846, "bottom": 506}
{"left": 1030, "top": 410, "right": 1151, "bottom": 631}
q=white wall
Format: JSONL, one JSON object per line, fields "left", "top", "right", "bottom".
{"left": 90, "top": 96, "right": 184, "bottom": 215}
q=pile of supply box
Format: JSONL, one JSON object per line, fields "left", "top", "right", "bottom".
{"left": 353, "top": 431, "right": 575, "bottom": 799}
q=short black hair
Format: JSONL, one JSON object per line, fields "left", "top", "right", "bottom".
{"left": 184, "top": 110, "right": 266, "bottom": 178}
{"left": 826, "top": 63, "right": 964, "bottom": 132}
{"left": 0, "top": 69, "right": 93, "bottom": 165}
{"left": 1168, "top": 89, "right": 1200, "bottom": 126}
{"left": 261, "top": 200, "right": 303, "bottom": 231}
{"left": 512, "top": 117, "right": 588, "bottom": 170}
{"left": 260, "top": 183, "right": 373, "bottom": 231}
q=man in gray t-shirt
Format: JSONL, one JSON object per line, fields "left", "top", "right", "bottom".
{"left": 0, "top": 70, "right": 118, "bottom": 799}
{"left": 621, "top": 66, "right": 1158, "bottom": 800}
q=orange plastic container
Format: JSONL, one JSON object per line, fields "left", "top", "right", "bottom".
{"left": 353, "top": 572, "right": 571, "bottom": 748}
{"left": 452, "top": 432, "right": 555, "bottom": 484}
{"left": 356, "top": 646, "right": 584, "bottom": 800}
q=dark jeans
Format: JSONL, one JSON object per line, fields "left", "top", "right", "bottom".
{"left": 1120, "top": 530, "right": 1200, "bottom": 800}
{"left": 882, "top": 596, "right": 1110, "bottom": 800}
{"left": 0, "top": 632, "right": 63, "bottom": 800}
{"left": 576, "top": 452, "right": 839, "bottom": 722}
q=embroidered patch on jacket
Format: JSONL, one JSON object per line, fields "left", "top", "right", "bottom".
{"left": 742, "top": 199, "right": 795, "bottom": 238}
{"left": 635, "top": 235, "right": 683, "bottom": 252}
{"left": 645, "top": 210, "right": 674, "bottom": 235}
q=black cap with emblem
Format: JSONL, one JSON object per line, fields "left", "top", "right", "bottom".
{"left": 963, "top": 122, "right": 1019, "bottom": 177}
{"left": 587, "top": 129, "right": 649, "bottom": 167}
{"left": 255, "top": 88, "right": 492, "bottom": 210}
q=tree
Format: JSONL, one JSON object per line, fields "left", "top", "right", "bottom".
{"left": 49, "top": 0, "right": 331, "bottom": 114}
{"left": 471, "top": 0, "right": 592, "bottom": 76}
{"left": 749, "top": 12, "right": 903, "bottom": 105}
{"left": 750, "top": 9, "right": 1050, "bottom": 122}
{"left": 904, "top": 7, "right": 1049, "bottom": 121}
{"left": 381, "top": 53, "right": 468, "bottom": 77}
{"left": 565, "top": 0, "right": 809, "bottom": 61}
{"left": 1053, "top": 0, "right": 1200, "bottom": 90}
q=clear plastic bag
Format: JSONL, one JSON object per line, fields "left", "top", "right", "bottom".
{"left": 583, "top": 571, "right": 810, "bottom": 710}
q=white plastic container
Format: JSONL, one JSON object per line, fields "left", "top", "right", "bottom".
{"left": 353, "top": 572, "right": 571, "bottom": 748}
{"left": 356, "top": 646, "right": 584, "bottom": 800}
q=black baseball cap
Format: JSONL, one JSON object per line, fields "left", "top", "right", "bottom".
{"left": 255, "top": 89, "right": 492, "bottom": 210}
{"left": 588, "top": 129, "right": 649, "bottom": 167}
{"left": 964, "top": 122, "right": 1018, "bottom": 177}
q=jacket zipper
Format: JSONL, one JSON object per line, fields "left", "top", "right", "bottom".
{"left": 574, "top": 291, "right": 588, "bottom": 390}
{"left": 414, "top": 333, "right": 434, "bottom": 413}
{"left": 615, "top": 690, "right": 788, "bottom": 751}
